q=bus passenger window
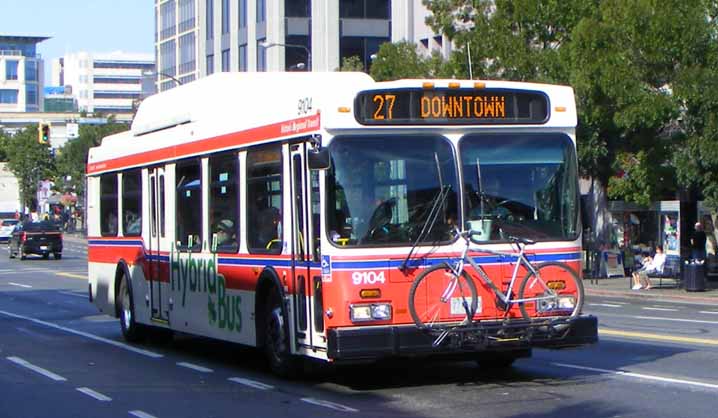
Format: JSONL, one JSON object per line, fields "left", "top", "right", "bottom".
{"left": 247, "top": 145, "right": 283, "bottom": 254}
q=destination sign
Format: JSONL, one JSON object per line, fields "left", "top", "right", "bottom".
{"left": 354, "top": 88, "right": 549, "bottom": 125}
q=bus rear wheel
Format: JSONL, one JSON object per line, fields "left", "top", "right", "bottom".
{"left": 263, "top": 288, "right": 299, "bottom": 378}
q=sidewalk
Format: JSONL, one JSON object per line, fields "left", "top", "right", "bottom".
{"left": 584, "top": 275, "right": 718, "bottom": 304}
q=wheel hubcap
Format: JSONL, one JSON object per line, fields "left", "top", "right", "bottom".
{"left": 122, "top": 284, "right": 132, "bottom": 329}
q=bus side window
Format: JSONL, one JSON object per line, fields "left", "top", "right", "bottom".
{"left": 100, "top": 174, "right": 118, "bottom": 237}
{"left": 247, "top": 144, "right": 283, "bottom": 254}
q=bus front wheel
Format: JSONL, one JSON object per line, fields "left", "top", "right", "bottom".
{"left": 118, "top": 274, "right": 145, "bottom": 342}
{"left": 263, "top": 288, "right": 299, "bottom": 377}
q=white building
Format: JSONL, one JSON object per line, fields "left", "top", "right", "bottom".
{"left": 0, "top": 35, "right": 47, "bottom": 113}
{"left": 51, "top": 51, "right": 154, "bottom": 114}
{"left": 0, "top": 162, "right": 21, "bottom": 216}
{"left": 154, "top": 0, "right": 448, "bottom": 91}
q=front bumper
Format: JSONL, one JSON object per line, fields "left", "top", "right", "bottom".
{"left": 327, "top": 315, "right": 598, "bottom": 362}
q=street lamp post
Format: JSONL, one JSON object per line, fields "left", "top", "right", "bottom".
{"left": 260, "top": 42, "right": 312, "bottom": 71}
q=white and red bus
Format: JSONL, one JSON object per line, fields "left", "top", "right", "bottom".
{"left": 87, "top": 72, "right": 597, "bottom": 376}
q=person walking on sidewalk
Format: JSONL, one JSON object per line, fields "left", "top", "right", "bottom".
{"left": 691, "top": 222, "right": 707, "bottom": 261}
{"left": 632, "top": 245, "right": 666, "bottom": 290}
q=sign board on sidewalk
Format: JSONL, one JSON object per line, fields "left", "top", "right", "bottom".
{"left": 600, "top": 250, "right": 625, "bottom": 278}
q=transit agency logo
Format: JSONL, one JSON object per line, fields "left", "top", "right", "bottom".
{"left": 321, "top": 255, "right": 332, "bottom": 282}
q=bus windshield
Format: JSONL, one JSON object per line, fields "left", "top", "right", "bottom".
{"left": 460, "top": 133, "right": 579, "bottom": 241}
{"left": 328, "top": 135, "right": 459, "bottom": 247}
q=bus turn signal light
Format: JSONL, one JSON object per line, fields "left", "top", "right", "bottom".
{"left": 360, "top": 288, "right": 381, "bottom": 299}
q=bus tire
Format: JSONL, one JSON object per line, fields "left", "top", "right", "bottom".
{"left": 118, "top": 274, "right": 146, "bottom": 342}
{"left": 263, "top": 287, "right": 299, "bottom": 378}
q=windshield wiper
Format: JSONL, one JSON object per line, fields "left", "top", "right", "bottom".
{"left": 399, "top": 184, "right": 451, "bottom": 273}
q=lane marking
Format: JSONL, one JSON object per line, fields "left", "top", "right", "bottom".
{"left": 600, "top": 328, "right": 718, "bottom": 346}
{"left": 77, "top": 387, "right": 112, "bottom": 401}
{"left": 176, "top": 362, "right": 213, "bottom": 373}
{"left": 6, "top": 356, "right": 67, "bottom": 381}
{"left": 57, "top": 272, "right": 88, "bottom": 280}
{"left": 301, "top": 398, "right": 358, "bottom": 413}
{"left": 0, "top": 310, "right": 163, "bottom": 359}
{"left": 129, "top": 411, "right": 158, "bottom": 418}
{"left": 58, "top": 291, "right": 87, "bottom": 298}
{"left": 588, "top": 303, "right": 622, "bottom": 308}
{"left": 633, "top": 315, "right": 718, "bottom": 325}
{"left": 8, "top": 282, "right": 32, "bottom": 288}
{"left": 699, "top": 311, "right": 718, "bottom": 315}
{"left": 228, "top": 377, "right": 275, "bottom": 390}
{"left": 642, "top": 307, "right": 678, "bottom": 312}
{"left": 552, "top": 362, "right": 718, "bottom": 390}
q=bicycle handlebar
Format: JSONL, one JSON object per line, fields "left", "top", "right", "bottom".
{"left": 456, "top": 227, "right": 536, "bottom": 246}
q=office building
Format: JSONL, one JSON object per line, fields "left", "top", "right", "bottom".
{"left": 154, "top": 0, "right": 446, "bottom": 91}
{"left": 52, "top": 52, "right": 154, "bottom": 114}
{"left": 0, "top": 35, "right": 48, "bottom": 112}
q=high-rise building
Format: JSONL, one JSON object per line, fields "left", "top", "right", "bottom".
{"left": 154, "top": 0, "right": 446, "bottom": 91}
{"left": 51, "top": 52, "right": 154, "bottom": 114}
{"left": 0, "top": 35, "right": 48, "bottom": 112}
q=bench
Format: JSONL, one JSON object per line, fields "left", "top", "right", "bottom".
{"left": 628, "top": 255, "right": 682, "bottom": 289}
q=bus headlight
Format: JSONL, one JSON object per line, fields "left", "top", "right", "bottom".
{"left": 537, "top": 296, "right": 576, "bottom": 312}
{"left": 350, "top": 303, "right": 392, "bottom": 322}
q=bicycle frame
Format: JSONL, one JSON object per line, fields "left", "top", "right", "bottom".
{"left": 448, "top": 235, "right": 557, "bottom": 308}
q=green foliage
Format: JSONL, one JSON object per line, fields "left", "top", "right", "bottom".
{"left": 3, "top": 126, "right": 55, "bottom": 209}
{"left": 0, "top": 130, "right": 9, "bottom": 161}
{"left": 369, "top": 41, "right": 432, "bottom": 81}
{"left": 55, "top": 122, "right": 127, "bottom": 197}
{"left": 339, "top": 56, "right": 365, "bottom": 72}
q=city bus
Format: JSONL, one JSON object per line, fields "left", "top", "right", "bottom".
{"left": 87, "top": 72, "right": 597, "bottom": 376}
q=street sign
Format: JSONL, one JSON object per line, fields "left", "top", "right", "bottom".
{"left": 67, "top": 123, "right": 79, "bottom": 139}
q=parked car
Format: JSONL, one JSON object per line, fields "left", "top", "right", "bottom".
{"left": 0, "top": 219, "right": 19, "bottom": 243}
{"left": 8, "top": 220, "right": 63, "bottom": 260}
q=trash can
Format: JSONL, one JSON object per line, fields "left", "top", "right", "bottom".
{"left": 683, "top": 261, "right": 706, "bottom": 292}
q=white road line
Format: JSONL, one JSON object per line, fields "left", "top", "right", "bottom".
{"left": 228, "top": 377, "right": 275, "bottom": 390}
{"left": 176, "top": 362, "right": 213, "bottom": 373}
{"left": 6, "top": 356, "right": 67, "bottom": 382}
{"left": 0, "top": 310, "right": 163, "bottom": 359}
{"left": 634, "top": 315, "right": 718, "bottom": 325}
{"left": 57, "top": 291, "right": 87, "bottom": 298}
{"left": 76, "top": 387, "right": 112, "bottom": 401}
{"left": 8, "top": 282, "right": 32, "bottom": 288}
{"left": 642, "top": 307, "right": 678, "bottom": 312}
{"left": 129, "top": 411, "right": 158, "bottom": 418}
{"left": 588, "top": 303, "right": 622, "bottom": 308}
{"left": 552, "top": 362, "right": 718, "bottom": 390}
{"left": 301, "top": 398, "right": 359, "bottom": 413}
{"left": 56, "top": 272, "right": 87, "bottom": 280}
{"left": 699, "top": 311, "right": 718, "bottom": 315}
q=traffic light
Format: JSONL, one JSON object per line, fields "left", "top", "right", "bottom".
{"left": 38, "top": 123, "right": 50, "bottom": 145}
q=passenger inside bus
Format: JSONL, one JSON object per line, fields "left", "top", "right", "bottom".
{"left": 257, "top": 207, "right": 281, "bottom": 250}
{"left": 214, "top": 219, "right": 237, "bottom": 250}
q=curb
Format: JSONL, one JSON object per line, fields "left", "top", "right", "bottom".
{"left": 586, "top": 287, "right": 718, "bottom": 305}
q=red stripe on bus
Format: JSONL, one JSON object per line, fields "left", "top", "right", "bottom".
{"left": 86, "top": 113, "right": 321, "bottom": 174}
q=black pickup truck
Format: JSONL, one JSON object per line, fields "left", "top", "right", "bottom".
{"left": 8, "top": 221, "right": 63, "bottom": 260}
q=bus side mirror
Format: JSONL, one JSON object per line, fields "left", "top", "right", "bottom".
{"left": 308, "top": 148, "right": 330, "bottom": 170}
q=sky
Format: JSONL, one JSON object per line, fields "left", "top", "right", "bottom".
{"left": 3, "top": 0, "right": 154, "bottom": 79}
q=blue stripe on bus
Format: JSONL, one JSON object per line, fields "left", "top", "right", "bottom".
{"left": 330, "top": 252, "right": 581, "bottom": 270}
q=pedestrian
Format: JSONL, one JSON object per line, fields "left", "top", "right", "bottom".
{"left": 691, "top": 222, "right": 707, "bottom": 261}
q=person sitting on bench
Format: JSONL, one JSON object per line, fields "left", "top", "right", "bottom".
{"left": 631, "top": 245, "right": 666, "bottom": 290}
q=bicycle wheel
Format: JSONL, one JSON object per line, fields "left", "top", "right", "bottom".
{"left": 408, "top": 262, "right": 478, "bottom": 330}
{"left": 517, "top": 262, "right": 584, "bottom": 320}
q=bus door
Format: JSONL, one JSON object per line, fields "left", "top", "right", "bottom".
{"left": 147, "top": 167, "right": 170, "bottom": 322}
{"left": 289, "top": 142, "right": 326, "bottom": 353}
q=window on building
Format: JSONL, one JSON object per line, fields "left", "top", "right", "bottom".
{"left": 100, "top": 174, "right": 118, "bottom": 237}
{"left": 160, "top": 0, "right": 177, "bottom": 39}
{"left": 160, "top": 39, "right": 177, "bottom": 78}
{"left": 239, "top": 44, "right": 247, "bottom": 71}
{"left": 25, "top": 84, "right": 37, "bottom": 105}
{"left": 25, "top": 60, "right": 37, "bottom": 82}
{"left": 122, "top": 170, "right": 142, "bottom": 237}
{"left": 209, "top": 152, "right": 239, "bottom": 253}
{"left": 285, "top": 0, "right": 310, "bottom": 17}
{"left": 256, "top": 40, "right": 266, "bottom": 71}
{"left": 247, "top": 145, "right": 282, "bottom": 254}
{"left": 221, "top": 0, "right": 230, "bottom": 34}
{"left": 285, "top": 35, "right": 310, "bottom": 71}
{"left": 179, "top": 0, "right": 196, "bottom": 33}
{"left": 179, "top": 33, "right": 196, "bottom": 74}
{"left": 340, "top": 36, "right": 388, "bottom": 71}
{"left": 5, "top": 61, "right": 18, "bottom": 80}
{"left": 176, "top": 159, "right": 202, "bottom": 251}
{"left": 239, "top": 0, "right": 247, "bottom": 28}
{"left": 256, "top": 0, "right": 266, "bottom": 23}
{"left": 340, "top": 0, "right": 389, "bottom": 19}
{"left": 206, "top": 0, "right": 214, "bottom": 40}
{"left": 0, "top": 90, "right": 18, "bottom": 104}
{"left": 206, "top": 53, "right": 214, "bottom": 74}
{"left": 221, "top": 49, "right": 230, "bottom": 72}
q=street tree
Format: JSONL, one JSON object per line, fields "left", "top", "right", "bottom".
{"left": 55, "top": 121, "right": 126, "bottom": 198}
{"left": 369, "top": 41, "right": 432, "bottom": 81}
{"left": 339, "top": 56, "right": 365, "bottom": 72}
{"left": 3, "top": 126, "right": 55, "bottom": 210}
